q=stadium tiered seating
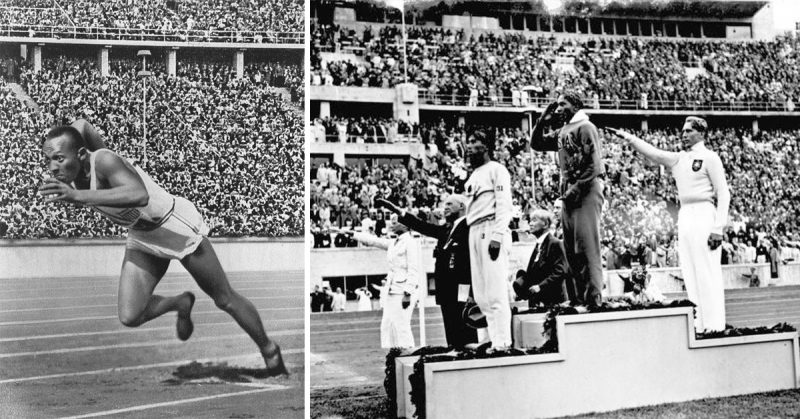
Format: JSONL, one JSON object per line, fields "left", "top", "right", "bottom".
{"left": 310, "top": 118, "right": 800, "bottom": 265}
{"left": 311, "top": 22, "right": 799, "bottom": 111}
{"left": 1, "top": 55, "right": 303, "bottom": 239}
{"left": 1, "top": 0, "right": 303, "bottom": 42}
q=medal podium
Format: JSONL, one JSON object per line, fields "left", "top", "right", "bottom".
{"left": 394, "top": 306, "right": 799, "bottom": 418}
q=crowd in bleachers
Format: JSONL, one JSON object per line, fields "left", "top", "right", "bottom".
{"left": 309, "top": 116, "right": 419, "bottom": 143}
{"left": 0, "top": 3, "right": 71, "bottom": 28}
{"left": 309, "top": 118, "right": 800, "bottom": 269}
{"left": 311, "top": 22, "right": 800, "bottom": 110}
{"left": 1, "top": 0, "right": 303, "bottom": 42}
{"left": 1, "top": 53, "right": 303, "bottom": 239}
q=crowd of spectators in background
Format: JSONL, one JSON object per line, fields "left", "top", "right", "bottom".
{"left": 309, "top": 116, "right": 418, "bottom": 143}
{"left": 309, "top": 118, "right": 800, "bottom": 270}
{"left": 311, "top": 22, "right": 799, "bottom": 110}
{"left": 1, "top": 0, "right": 303, "bottom": 42}
{"left": 1, "top": 53, "right": 303, "bottom": 239}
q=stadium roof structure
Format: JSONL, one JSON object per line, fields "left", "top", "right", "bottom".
{"left": 566, "top": 0, "right": 769, "bottom": 19}
{"left": 366, "top": 0, "right": 769, "bottom": 19}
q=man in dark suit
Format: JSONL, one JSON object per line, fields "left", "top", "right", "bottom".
{"left": 375, "top": 196, "right": 478, "bottom": 348}
{"left": 513, "top": 209, "right": 569, "bottom": 307}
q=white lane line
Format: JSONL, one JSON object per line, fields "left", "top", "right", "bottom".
{"left": 0, "top": 348, "right": 304, "bottom": 384}
{"left": 0, "top": 318, "right": 304, "bottom": 343}
{"left": 0, "top": 279, "right": 304, "bottom": 289}
{"left": 0, "top": 288, "right": 302, "bottom": 303}
{"left": 4, "top": 280, "right": 304, "bottom": 293}
{"left": 0, "top": 329, "right": 303, "bottom": 359}
{"left": 0, "top": 271, "right": 305, "bottom": 282}
{"left": 60, "top": 387, "right": 291, "bottom": 419}
{"left": 0, "top": 303, "right": 115, "bottom": 313}
{"left": 0, "top": 307, "right": 301, "bottom": 326}
{"left": 0, "top": 295, "right": 301, "bottom": 313}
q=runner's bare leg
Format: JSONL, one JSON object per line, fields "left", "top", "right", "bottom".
{"left": 118, "top": 248, "right": 195, "bottom": 340}
{"left": 180, "top": 237, "right": 288, "bottom": 375}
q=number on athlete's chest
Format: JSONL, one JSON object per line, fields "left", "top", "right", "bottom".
{"left": 466, "top": 178, "right": 495, "bottom": 196}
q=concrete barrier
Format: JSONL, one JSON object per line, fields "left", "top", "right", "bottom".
{"left": 0, "top": 237, "right": 303, "bottom": 279}
{"left": 396, "top": 307, "right": 799, "bottom": 418}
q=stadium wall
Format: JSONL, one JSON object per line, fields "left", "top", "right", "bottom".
{"left": 750, "top": 0, "right": 795, "bottom": 39}
{"left": 309, "top": 142, "right": 424, "bottom": 158}
{"left": 309, "top": 85, "right": 394, "bottom": 103}
{"left": 0, "top": 238, "right": 303, "bottom": 279}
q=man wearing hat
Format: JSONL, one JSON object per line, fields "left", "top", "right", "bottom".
{"left": 607, "top": 116, "right": 730, "bottom": 332}
{"left": 375, "top": 195, "right": 478, "bottom": 349}
{"left": 530, "top": 92, "right": 606, "bottom": 308}
{"left": 464, "top": 130, "right": 513, "bottom": 351}
{"left": 513, "top": 209, "right": 569, "bottom": 308}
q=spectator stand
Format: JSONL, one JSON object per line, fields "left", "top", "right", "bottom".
{"left": 308, "top": 114, "right": 800, "bottom": 284}
{"left": 1, "top": 0, "right": 303, "bottom": 45}
{"left": 310, "top": 17, "right": 800, "bottom": 114}
{"left": 2, "top": 39, "right": 303, "bottom": 239}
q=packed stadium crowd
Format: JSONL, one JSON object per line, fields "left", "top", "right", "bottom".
{"left": 1, "top": 54, "right": 303, "bottom": 239}
{"left": 309, "top": 116, "right": 419, "bottom": 143}
{"left": 309, "top": 118, "right": 800, "bottom": 268}
{"left": 311, "top": 22, "right": 800, "bottom": 110}
{"left": 1, "top": 0, "right": 303, "bottom": 41}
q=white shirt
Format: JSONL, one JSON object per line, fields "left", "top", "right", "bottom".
{"left": 82, "top": 150, "right": 174, "bottom": 230}
{"left": 532, "top": 231, "right": 549, "bottom": 263}
{"left": 353, "top": 231, "right": 422, "bottom": 296}
{"left": 465, "top": 160, "right": 512, "bottom": 242}
{"left": 332, "top": 293, "right": 346, "bottom": 311}
{"left": 669, "top": 142, "right": 730, "bottom": 234}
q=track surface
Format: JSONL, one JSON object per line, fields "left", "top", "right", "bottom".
{"left": 0, "top": 270, "right": 304, "bottom": 418}
{"left": 311, "top": 286, "right": 800, "bottom": 389}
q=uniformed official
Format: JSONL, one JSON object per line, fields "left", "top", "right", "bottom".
{"left": 608, "top": 117, "right": 730, "bottom": 332}
{"left": 464, "top": 130, "right": 513, "bottom": 350}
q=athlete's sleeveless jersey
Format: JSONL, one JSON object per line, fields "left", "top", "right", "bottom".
{"left": 85, "top": 150, "right": 175, "bottom": 230}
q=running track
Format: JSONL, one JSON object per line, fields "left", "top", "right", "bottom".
{"left": 0, "top": 270, "right": 304, "bottom": 418}
{"left": 311, "top": 286, "right": 800, "bottom": 389}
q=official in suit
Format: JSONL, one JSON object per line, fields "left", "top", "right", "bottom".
{"left": 513, "top": 209, "right": 569, "bottom": 307}
{"left": 376, "top": 196, "right": 478, "bottom": 349}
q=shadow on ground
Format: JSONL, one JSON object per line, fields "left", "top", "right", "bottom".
{"left": 162, "top": 361, "right": 284, "bottom": 385}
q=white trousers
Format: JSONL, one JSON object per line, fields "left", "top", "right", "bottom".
{"left": 678, "top": 203, "right": 726, "bottom": 332}
{"left": 380, "top": 293, "right": 416, "bottom": 349}
{"left": 469, "top": 220, "right": 512, "bottom": 348}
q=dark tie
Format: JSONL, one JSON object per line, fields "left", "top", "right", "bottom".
{"left": 532, "top": 241, "right": 541, "bottom": 263}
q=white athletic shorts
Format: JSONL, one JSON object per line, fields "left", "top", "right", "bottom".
{"left": 126, "top": 197, "right": 210, "bottom": 260}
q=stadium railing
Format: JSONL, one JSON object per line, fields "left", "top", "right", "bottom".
{"left": 417, "top": 90, "right": 798, "bottom": 112}
{"left": 0, "top": 24, "right": 303, "bottom": 44}
{"left": 313, "top": 134, "right": 420, "bottom": 143}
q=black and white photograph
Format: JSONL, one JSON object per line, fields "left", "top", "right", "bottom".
{"left": 308, "top": 0, "right": 800, "bottom": 418}
{"left": 0, "top": 0, "right": 305, "bottom": 417}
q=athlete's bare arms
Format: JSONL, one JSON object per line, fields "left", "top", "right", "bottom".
{"left": 37, "top": 122, "right": 288, "bottom": 376}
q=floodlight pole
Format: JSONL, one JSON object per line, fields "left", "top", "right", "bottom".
{"left": 137, "top": 50, "right": 152, "bottom": 166}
